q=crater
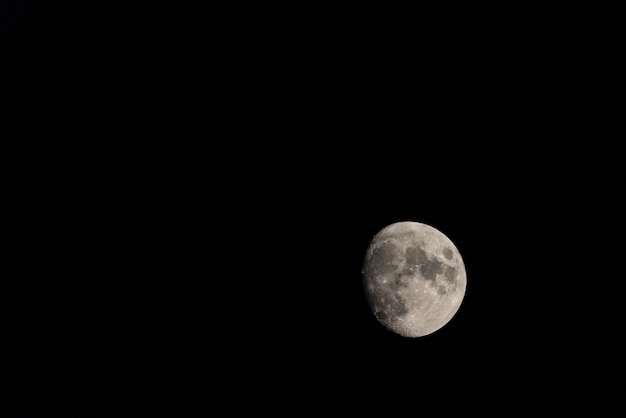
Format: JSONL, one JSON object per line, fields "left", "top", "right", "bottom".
{"left": 442, "top": 247, "right": 453, "bottom": 260}
{"left": 369, "top": 287, "right": 408, "bottom": 319}
{"left": 436, "top": 285, "right": 448, "bottom": 296}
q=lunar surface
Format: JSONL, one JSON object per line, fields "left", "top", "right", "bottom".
{"left": 362, "top": 221, "right": 467, "bottom": 337}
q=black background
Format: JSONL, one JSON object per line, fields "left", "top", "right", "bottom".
{"left": 2, "top": 1, "right": 624, "bottom": 416}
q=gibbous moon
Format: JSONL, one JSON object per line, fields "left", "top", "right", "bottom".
{"left": 362, "top": 221, "right": 467, "bottom": 337}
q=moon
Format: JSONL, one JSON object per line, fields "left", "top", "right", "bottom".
{"left": 362, "top": 221, "right": 467, "bottom": 337}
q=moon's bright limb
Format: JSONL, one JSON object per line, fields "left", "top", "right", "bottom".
{"left": 362, "top": 221, "right": 467, "bottom": 337}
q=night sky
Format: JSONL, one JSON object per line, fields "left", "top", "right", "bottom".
{"left": 2, "top": 2, "right": 623, "bottom": 416}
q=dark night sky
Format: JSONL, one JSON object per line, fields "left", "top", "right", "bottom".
{"left": 2, "top": 1, "right": 624, "bottom": 416}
